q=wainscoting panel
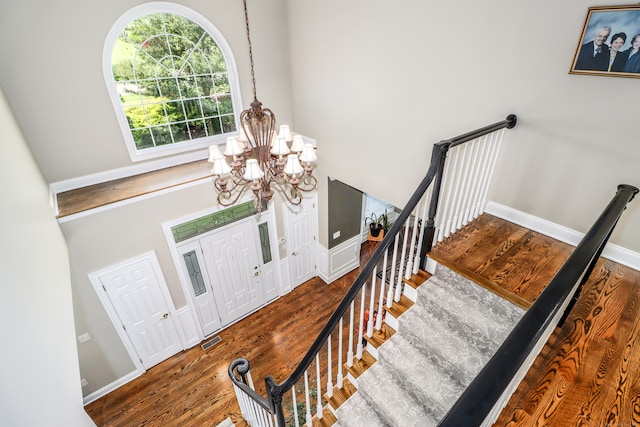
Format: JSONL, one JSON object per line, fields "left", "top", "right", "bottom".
{"left": 176, "top": 305, "right": 202, "bottom": 348}
{"left": 317, "top": 235, "right": 361, "bottom": 283}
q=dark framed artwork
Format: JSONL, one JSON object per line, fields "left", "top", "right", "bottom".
{"left": 570, "top": 5, "right": 640, "bottom": 78}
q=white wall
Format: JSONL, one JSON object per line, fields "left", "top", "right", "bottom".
{"left": 0, "top": 87, "right": 94, "bottom": 425}
{"left": 285, "top": 0, "right": 640, "bottom": 252}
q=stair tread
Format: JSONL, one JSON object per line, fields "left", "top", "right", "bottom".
{"left": 364, "top": 323, "right": 395, "bottom": 349}
{"left": 357, "top": 362, "right": 439, "bottom": 426}
{"left": 416, "top": 277, "right": 524, "bottom": 350}
{"left": 377, "top": 335, "right": 467, "bottom": 418}
{"left": 402, "top": 269, "right": 431, "bottom": 289}
{"left": 336, "top": 393, "right": 389, "bottom": 427}
{"left": 344, "top": 350, "right": 376, "bottom": 379}
{"left": 432, "top": 265, "right": 524, "bottom": 323}
{"left": 384, "top": 294, "right": 413, "bottom": 319}
{"left": 310, "top": 405, "right": 337, "bottom": 427}
{"left": 326, "top": 379, "right": 357, "bottom": 410}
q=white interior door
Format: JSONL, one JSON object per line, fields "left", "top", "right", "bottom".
{"left": 285, "top": 197, "right": 317, "bottom": 288}
{"left": 98, "top": 257, "right": 182, "bottom": 370}
{"left": 200, "top": 220, "right": 264, "bottom": 326}
{"left": 178, "top": 242, "right": 222, "bottom": 337}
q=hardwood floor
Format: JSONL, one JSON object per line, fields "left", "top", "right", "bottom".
{"left": 85, "top": 248, "right": 369, "bottom": 426}
{"left": 85, "top": 214, "right": 640, "bottom": 426}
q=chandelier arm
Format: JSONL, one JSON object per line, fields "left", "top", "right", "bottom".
{"left": 266, "top": 175, "right": 302, "bottom": 206}
{"left": 217, "top": 181, "right": 253, "bottom": 207}
{"left": 296, "top": 174, "right": 318, "bottom": 192}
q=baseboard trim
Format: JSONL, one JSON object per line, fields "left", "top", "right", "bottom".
{"left": 83, "top": 369, "right": 143, "bottom": 406}
{"left": 485, "top": 201, "right": 640, "bottom": 271}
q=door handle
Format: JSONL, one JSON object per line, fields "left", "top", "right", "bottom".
{"left": 162, "top": 313, "right": 168, "bottom": 319}
{"left": 292, "top": 251, "right": 299, "bottom": 256}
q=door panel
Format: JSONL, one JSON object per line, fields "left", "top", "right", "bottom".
{"left": 200, "top": 221, "right": 264, "bottom": 326}
{"left": 100, "top": 258, "right": 182, "bottom": 369}
{"left": 179, "top": 244, "right": 222, "bottom": 337}
{"left": 286, "top": 198, "right": 317, "bottom": 288}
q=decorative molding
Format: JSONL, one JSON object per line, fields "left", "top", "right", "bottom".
{"left": 175, "top": 305, "right": 201, "bottom": 349}
{"left": 279, "top": 257, "right": 292, "bottom": 295}
{"left": 82, "top": 369, "right": 142, "bottom": 406}
{"left": 317, "top": 236, "right": 361, "bottom": 284}
{"left": 485, "top": 201, "right": 640, "bottom": 271}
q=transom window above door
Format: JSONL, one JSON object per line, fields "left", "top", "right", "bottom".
{"left": 103, "top": 3, "right": 242, "bottom": 162}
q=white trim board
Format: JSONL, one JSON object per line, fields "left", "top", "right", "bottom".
{"left": 486, "top": 201, "right": 640, "bottom": 271}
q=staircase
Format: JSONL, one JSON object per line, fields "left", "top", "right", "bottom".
{"left": 332, "top": 265, "right": 524, "bottom": 427}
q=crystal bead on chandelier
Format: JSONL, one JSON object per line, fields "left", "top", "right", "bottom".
{"left": 208, "top": 0, "right": 317, "bottom": 211}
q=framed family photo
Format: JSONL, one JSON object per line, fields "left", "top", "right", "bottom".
{"left": 570, "top": 4, "right": 640, "bottom": 78}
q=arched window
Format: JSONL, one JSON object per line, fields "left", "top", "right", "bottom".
{"left": 103, "top": 3, "right": 242, "bottom": 162}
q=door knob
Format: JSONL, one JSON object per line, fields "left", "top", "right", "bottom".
{"left": 162, "top": 313, "right": 168, "bottom": 319}
{"left": 292, "top": 251, "right": 299, "bottom": 256}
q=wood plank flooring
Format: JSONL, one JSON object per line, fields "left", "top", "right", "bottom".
{"left": 85, "top": 213, "right": 640, "bottom": 426}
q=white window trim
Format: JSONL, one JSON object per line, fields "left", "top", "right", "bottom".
{"left": 102, "top": 2, "right": 244, "bottom": 162}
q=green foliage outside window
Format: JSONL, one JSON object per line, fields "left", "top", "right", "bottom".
{"left": 111, "top": 12, "right": 236, "bottom": 150}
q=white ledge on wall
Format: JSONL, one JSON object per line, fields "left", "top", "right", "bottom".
{"left": 486, "top": 201, "right": 640, "bottom": 272}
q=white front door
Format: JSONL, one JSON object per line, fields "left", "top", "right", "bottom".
{"left": 98, "top": 257, "right": 182, "bottom": 370}
{"left": 178, "top": 242, "right": 222, "bottom": 337}
{"left": 200, "top": 220, "right": 264, "bottom": 326}
{"left": 285, "top": 197, "right": 317, "bottom": 288}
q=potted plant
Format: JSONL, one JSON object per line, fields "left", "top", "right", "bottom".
{"left": 365, "top": 209, "right": 390, "bottom": 238}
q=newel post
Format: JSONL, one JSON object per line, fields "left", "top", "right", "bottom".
{"left": 419, "top": 142, "right": 450, "bottom": 270}
{"left": 266, "top": 376, "right": 285, "bottom": 427}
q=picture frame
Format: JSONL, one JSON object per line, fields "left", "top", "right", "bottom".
{"left": 569, "top": 4, "right": 640, "bottom": 78}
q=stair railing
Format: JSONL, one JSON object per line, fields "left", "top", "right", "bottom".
{"left": 438, "top": 183, "right": 639, "bottom": 427}
{"left": 229, "top": 114, "right": 517, "bottom": 427}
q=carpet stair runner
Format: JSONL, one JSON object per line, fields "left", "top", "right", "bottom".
{"left": 332, "top": 265, "right": 524, "bottom": 427}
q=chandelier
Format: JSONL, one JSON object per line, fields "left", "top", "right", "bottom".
{"left": 208, "top": 0, "right": 317, "bottom": 211}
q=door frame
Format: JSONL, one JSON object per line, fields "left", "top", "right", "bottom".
{"left": 88, "top": 250, "right": 185, "bottom": 375}
{"left": 162, "top": 198, "right": 282, "bottom": 341}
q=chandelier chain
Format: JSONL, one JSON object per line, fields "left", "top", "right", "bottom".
{"left": 242, "top": 0, "right": 258, "bottom": 102}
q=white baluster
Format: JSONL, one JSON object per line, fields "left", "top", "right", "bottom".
{"left": 376, "top": 250, "right": 388, "bottom": 330}
{"left": 438, "top": 146, "right": 459, "bottom": 242}
{"left": 404, "top": 203, "right": 420, "bottom": 279}
{"left": 449, "top": 143, "right": 468, "bottom": 236}
{"left": 356, "top": 286, "right": 366, "bottom": 359}
{"left": 367, "top": 271, "right": 376, "bottom": 337}
{"left": 467, "top": 135, "right": 489, "bottom": 222}
{"left": 473, "top": 132, "right": 495, "bottom": 219}
{"left": 395, "top": 219, "right": 410, "bottom": 301}
{"left": 326, "top": 334, "right": 333, "bottom": 398}
{"left": 459, "top": 139, "right": 480, "bottom": 228}
{"left": 337, "top": 318, "right": 344, "bottom": 388}
{"left": 479, "top": 129, "right": 504, "bottom": 215}
{"left": 347, "top": 302, "right": 354, "bottom": 367}
{"left": 291, "top": 386, "right": 300, "bottom": 427}
{"left": 304, "top": 370, "right": 312, "bottom": 426}
{"left": 316, "top": 354, "right": 322, "bottom": 418}
{"left": 467, "top": 137, "right": 485, "bottom": 224}
{"left": 386, "top": 234, "right": 399, "bottom": 309}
